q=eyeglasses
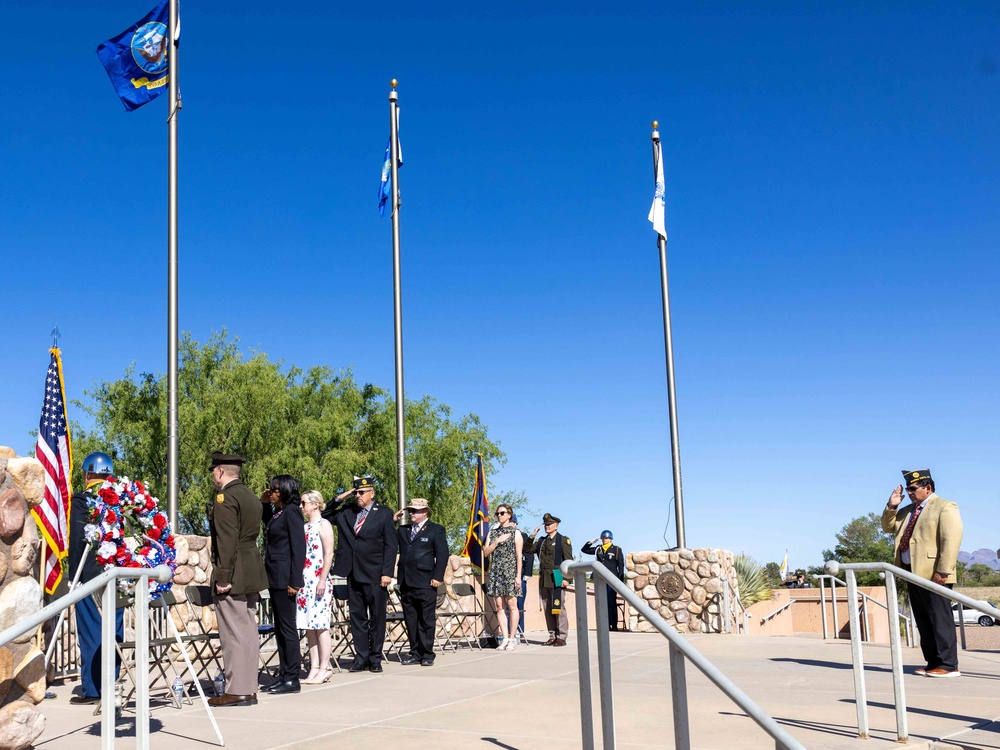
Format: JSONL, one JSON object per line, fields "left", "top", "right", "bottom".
{"left": 496, "top": 510, "right": 509, "bottom": 516}
{"left": 905, "top": 486, "right": 918, "bottom": 492}
{"left": 409, "top": 508, "right": 428, "bottom": 514}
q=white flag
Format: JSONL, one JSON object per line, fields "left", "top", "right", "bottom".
{"left": 648, "top": 139, "right": 667, "bottom": 239}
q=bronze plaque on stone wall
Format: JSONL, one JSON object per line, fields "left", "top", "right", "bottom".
{"left": 656, "top": 571, "right": 684, "bottom": 600}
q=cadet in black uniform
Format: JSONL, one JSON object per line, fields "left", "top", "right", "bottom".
{"left": 581, "top": 530, "right": 626, "bottom": 631}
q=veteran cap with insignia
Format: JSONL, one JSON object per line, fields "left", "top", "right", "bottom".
{"left": 902, "top": 469, "right": 932, "bottom": 484}
{"left": 210, "top": 451, "right": 246, "bottom": 468}
{"left": 543, "top": 512, "right": 561, "bottom": 525}
{"left": 352, "top": 475, "right": 375, "bottom": 489}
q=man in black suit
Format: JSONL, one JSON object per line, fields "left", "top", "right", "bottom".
{"left": 394, "top": 498, "right": 449, "bottom": 666}
{"left": 323, "top": 475, "right": 398, "bottom": 673}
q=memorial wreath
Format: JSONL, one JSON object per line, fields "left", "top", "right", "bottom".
{"left": 83, "top": 476, "right": 177, "bottom": 598}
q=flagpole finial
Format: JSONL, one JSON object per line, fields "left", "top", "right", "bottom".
{"left": 651, "top": 120, "right": 661, "bottom": 142}
{"left": 390, "top": 79, "right": 398, "bottom": 89}
{"left": 50, "top": 326, "right": 61, "bottom": 348}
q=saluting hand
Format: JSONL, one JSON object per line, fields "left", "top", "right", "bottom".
{"left": 888, "top": 485, "right": 904, "bottom": 508}
{"left": 393, "top": 509, "right": 404, "bottom": 522}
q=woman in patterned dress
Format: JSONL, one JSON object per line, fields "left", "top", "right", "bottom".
{"left": 296, "top": 490, "right": 335, "bottom": 683}
{"left": 484, "top": 503, "right": 523, "bottom": 650}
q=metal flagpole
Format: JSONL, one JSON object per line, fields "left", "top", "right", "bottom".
{"left": 650, "top": 121, "right": 686, "bottom": 549}
{"left": 167, "top": 0, "right": 180, "bottom": 531}
{"left": 389, "top": 79, "right": 408, "bottom": 514}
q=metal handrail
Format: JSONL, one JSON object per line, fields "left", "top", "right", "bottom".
{"left": 1, "top": 565, "right": 171, "bottom": 750}
{"left": 562, "top": 559, "right": 806, "bottom": 750}
{"left": 720, "top": 577, "right": 750, "bottom": 634}
{"left": 825, "top": 560, "right": 1000, "bottom": 743}
{"left": 812, "top": 573, "right": 914, "bottom": 645}
{"left": 759, "top": 599, "right": 794, "bottom": 625}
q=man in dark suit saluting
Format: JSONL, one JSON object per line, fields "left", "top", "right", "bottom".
{"left": 323, "top": 475, "right": 398, "bottom": 673}
{"left": 394, "top": 498, "right": 449, "bottom": 666}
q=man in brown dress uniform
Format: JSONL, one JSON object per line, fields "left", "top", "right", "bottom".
{"left": 207, "top": 452, "right": 268, "bottom": 706}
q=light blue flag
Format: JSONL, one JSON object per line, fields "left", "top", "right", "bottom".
{"left": 378, "top": 109, "right": 402, "bottom": 216}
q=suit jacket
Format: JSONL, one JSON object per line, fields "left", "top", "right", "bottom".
{"left": 261, "top": 502, "right": 306, "bottom": 589}
{"left": 881, "top": 493, "right": 962, "bottom": 583}
{"left": 396, "top": 521, "right": 448, "bottom": 589}
{"left": 209, "top": 479, "right": 268, "bottom": 595}
{"left": 325, "top": 498, "right": 399, "bottom": 584}
{"left": 581, "top": 541, "right": 625, "bottom": 580}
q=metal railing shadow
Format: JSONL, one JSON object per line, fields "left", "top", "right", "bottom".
{"left": 561, "top": 559, "right": 806, "bottom": 750}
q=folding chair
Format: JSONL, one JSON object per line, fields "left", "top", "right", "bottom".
{"left": 384, "top": 585, "right": 409, "bottom": 658}
{"left": 437, "top": 582, "right": 485, "bottom": 650}
{"left": 433, "top": 588, "right": 457, "bottom": 652}
{"left": 182, "top": 586, "right": 226, "bottom": 681}
{"left": 116, "top": 592, "right": 187, "bottom": 708}
{"left": 329, "top": 581, "right": 354, "bottom": 669}
{"left": 256, "top": 590, "right": 279, "bottom": 679}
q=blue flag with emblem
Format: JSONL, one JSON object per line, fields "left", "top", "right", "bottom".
{"left": 97, "top": 0, "right": 171, "bottom": 112}
{"left": 460, "top": 455, "right": 490, "bottom": 573}
{"left": 378, "top": 108, "right": 403, "bottom": 216}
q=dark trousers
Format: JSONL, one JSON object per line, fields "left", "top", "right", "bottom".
{"left": 75, "top": 594, "right": 124, "bottom": 698}
{"left": 516, "top": 579, "right": 527, "bottom": 635}
{"left": 909, "top": 580, "right": 958, "bottom": 671}
{"left": 401, "top": 585, "right": 436, "bottom": 661}
{"left": 604, "top": 585, "right": 619, "bottom": 631}
{"left": 347, "top": 576, "right": 388, "bottom": 666}
{"left": 268, "top": 587, "right": 301, "bottom": 680}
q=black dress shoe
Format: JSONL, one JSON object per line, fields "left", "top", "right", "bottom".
{"left": 369, "top": 663, "right": 383, "bottom": 673}
{"left": 348, "top": 661, "right": 367, "bottom": 673}
{"left": 208, "top": 692, "right": 258, "bottom": 707}
{"left": 420, "top": 658, "right": 434, "bottom": 667}
{"left": 269, "top": 680, "right": 301, "bottom": 695}
{"left": 70, "top": 695, "right": 100, "bottom": 705}
{"left": 400, "top": 654, "right": 420, "bottom": 666}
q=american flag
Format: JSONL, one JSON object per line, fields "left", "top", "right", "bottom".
{"left": 32, "top": 349, "right": 73, "bottom": 594}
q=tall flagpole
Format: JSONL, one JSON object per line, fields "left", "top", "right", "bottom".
{"left": 651, "top": 121, "right": 686, "bottom": 549}
{"left": 389, "top": 79, "right": 407, "bottom": 513}
{"left": 167, "top": 0, "right": 180, "bottom": 530}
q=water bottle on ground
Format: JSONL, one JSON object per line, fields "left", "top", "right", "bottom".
{"left": 171, "top": 677, "right": 185, "bottom": 708}
{"left": 213, "top": 671, "right": 226, "bottom": 697}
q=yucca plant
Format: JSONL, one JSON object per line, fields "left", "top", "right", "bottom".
{"left": 734, "top": 553, "right": 775, "bottom": 609}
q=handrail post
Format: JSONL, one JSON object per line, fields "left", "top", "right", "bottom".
{"left": 846, "top": 569, "right": 869, "bottom": 739}
{"left": 831, "top": 579, "right": 840, "bottom": 637}
{"left": 573, "top": 569, "right": 595, "bottom": 750}
{"left": 136, "top": 576, "right": 150, "bottom": 750}
{"left": 958, "top": 603, "right": 967, "bottom": 650}
{"left": 818, "top": 577, "right": 828, "bottom": 639}
{"left": 101, "top": 582, "right": 115, "bottom": 750}
{"left": 884, "top": 571, "right": 908, "bottom": 741}
{"left": 669, "top": 642, "right": 690, "bottom": 750}
{"left": 594, "top": 579, "right": 616, "bottom": 750}
{"left": 723, "top": 581, "right": 732, "bottom": 634}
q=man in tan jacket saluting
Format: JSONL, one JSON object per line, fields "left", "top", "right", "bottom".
{"left": 882, "top": 469, "right": 963, "bottom": 678}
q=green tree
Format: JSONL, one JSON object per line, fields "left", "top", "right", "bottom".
{"left": 71, "top": 330, "right": 520, "bottom": 549}
{"left": 822, "top": 512, "right": 895, "bottom": 586}
{"left": 763, "top": 562, "right": 783, "bottom": 588}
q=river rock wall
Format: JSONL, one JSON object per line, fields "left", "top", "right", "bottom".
{"left": 0, "top": 448, "right": 47, "bottom": 750}
{"left": 625, "top": 548, "right": 738, "bottom": 633}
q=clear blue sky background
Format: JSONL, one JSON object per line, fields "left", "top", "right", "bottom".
{"left": 3, "top": 2, "right": 998, "bottom": 569}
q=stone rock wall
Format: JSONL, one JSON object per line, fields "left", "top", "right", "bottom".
{"left": 0, "top": 449, "right": 47, "bottom": 750}
{"left": 625, "top": 548, "right": 738, "bottom": 634}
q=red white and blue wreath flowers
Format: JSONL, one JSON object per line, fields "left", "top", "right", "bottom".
{"left": 83, "top": 476, "right": 177, "bottom": 598}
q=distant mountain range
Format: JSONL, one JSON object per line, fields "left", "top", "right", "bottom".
{"left": 958, "top": 548, "right": 1000, "bottom": 570}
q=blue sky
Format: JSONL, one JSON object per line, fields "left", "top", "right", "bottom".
{"left": 2, "top": 2, "right": 998, "bottom": 569}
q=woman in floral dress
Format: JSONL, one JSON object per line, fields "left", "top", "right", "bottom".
{"left": 484, "top": 503, "right": 523, "bottom": 650}
{"left": 296, "top": 490, "right": 335, "bottom": 683}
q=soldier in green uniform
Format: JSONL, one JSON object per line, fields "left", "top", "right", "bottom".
{"left": 206, "top": 451, "right": 268, "bottom": 707}
{"left": 528, "top": 513, "right": 573, "bottom": 646}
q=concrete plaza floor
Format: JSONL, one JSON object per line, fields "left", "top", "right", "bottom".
{"left": 34, "top": 631, "right": 1000, "bottom": 749}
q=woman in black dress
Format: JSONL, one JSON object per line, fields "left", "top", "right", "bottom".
{"left": 261, "top": 474, "right": 306, "bottom": 693}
